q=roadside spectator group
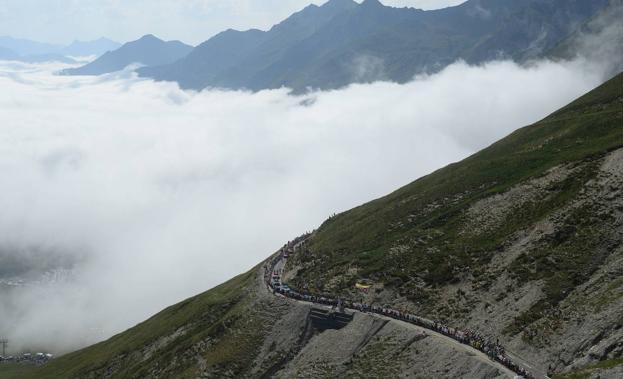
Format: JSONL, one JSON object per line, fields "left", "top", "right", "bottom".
{"left": 0, "top": 352, "right": 53, "bottom": 365}
{"left": 264, "top": 234, "right": 539, "bottom": 379}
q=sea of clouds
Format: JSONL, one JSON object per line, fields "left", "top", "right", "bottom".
{"left": 0, "top": 50, "right": 615, "bottom": 353}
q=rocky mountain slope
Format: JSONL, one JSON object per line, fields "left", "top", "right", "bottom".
{"left": 21, "top": 69, "right": 623, "bottom": 379}
{"left": 22, "top": 267, "right": 516, "bottom": 379}
{"left": 286, "top": 72, "right": 623, "bottom": 377}
{"left": 138, "top": 0, "right": 609, "bottom": 92}
{"left": 61, "top": 35, "right": 192, "bottom": 76}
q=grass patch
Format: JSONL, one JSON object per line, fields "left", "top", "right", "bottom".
{"left": 553, "top": 357, "right": 623, "bottom": 379}
{"left": 31, "top": 269, "right": 258, "bottom": 379}
{"left": 0, "top": 364, "right": 39, "bottom": 379}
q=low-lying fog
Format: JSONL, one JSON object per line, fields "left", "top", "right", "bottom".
{"left": 0, "top": 53, "right": 614, "bottom": 353}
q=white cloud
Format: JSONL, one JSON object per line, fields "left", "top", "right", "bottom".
{"left": 0, "top": 54, "right": 607, "bottom": 354}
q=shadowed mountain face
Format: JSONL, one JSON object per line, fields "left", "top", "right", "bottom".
{"left": 61, "top": 35, "right": 193, "bottom": 76}
{"left": 27, "top": 71, "right": 623, "bottom": 379}
{"left": 138, "top": 0, "right": 609, "bottom": 92}
{"left": 551, "top": 0, "right": 623, "bottom": 79}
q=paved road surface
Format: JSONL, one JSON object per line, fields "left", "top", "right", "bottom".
{"left": 264, "top": 252, "right": 550, "bottom": 379}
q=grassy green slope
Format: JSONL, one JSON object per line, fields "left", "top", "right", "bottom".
{"left": 291, "top": 71, "right": 623, "bottom": 317}
{"left": 0, "top": 364, "right": 39, "bottom": 379}
{"left": 28, "top": 270, "right": 262, "bottom": 379}
{"left": 553, "top": 357, "right": 623, "bottom": 379}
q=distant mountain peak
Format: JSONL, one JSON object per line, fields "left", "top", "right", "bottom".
{"left": 137, "top": 0, "right": 610, "bottom": 93}
{"left": 360, "top": 0, "right": 384, "bottom": 8}
{"left": 138, "top": 34, "right": 161, "bottom": 42}
{"left": 322, "top": 0, "right": 358, "bottom": 9}
{"left": 61, "top": 34, "right": 192, "bottom": 76}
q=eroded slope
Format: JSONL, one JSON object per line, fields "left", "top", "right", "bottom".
{"left": 286, "top": 72, "right": 623, "bottom": 376}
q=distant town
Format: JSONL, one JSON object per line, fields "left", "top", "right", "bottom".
{"left": 0, "top": 339, "right": 53, "bottom": 366}
{"left": 0, "top": 352, "right": 53, "bottom": 365}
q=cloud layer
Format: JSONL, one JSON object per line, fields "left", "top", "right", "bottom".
{"left": 0, "top": 54, "right": 609, "bottom": 353}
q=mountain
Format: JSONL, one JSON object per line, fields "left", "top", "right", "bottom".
{"left": 26, "top": 70, "right": 623, "bottom": 378}
{"left": 0, "top": 36, "right": 61, "bottom": 56}
{"left": 0, "top": 46, "right": 19, "bottom": 60}
{"left": 550, "top": 0, "right": 623, "bottom": 79}
{"left": 138, "top": 0, "right": 610, "bottom": 92}
{"left": 0, "top": 36, "right": 107, "bottom": 64}
{"left": 60, "top": 38, "right": 121, "bottom": 57}
{"left": 0, "top": 45, "right": 76, "bottom": 64}
{"left": 15, "top": 54, "right": 76, "bottom": 64}
{"left": 60, "top": 35, "right": 193, "bottom": 76}
{"left": 138, "top": 0, "right": 358, "bottom": 90}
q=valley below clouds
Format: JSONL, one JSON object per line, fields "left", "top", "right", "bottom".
{"left": 0, "top": 56, "right": 610, "bottom": 353}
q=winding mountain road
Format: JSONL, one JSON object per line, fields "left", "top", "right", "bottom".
{"left": 262, "top": 241, "right": 550, "bottom": 379}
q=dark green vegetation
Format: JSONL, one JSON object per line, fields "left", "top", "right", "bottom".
{"left": 61, "top": 35, "right": 192, "bottom": 76}
{"left": 26, "top": 270, "right": 272, "bottom": 379}
{"left": 289, "top": 71, "right": 623, "bottom": 336}
{"left": 0, "top": 364, "right": 38, "bottom": 379}
{"left": 139, "top": 0, "right": 608, "bottom": 92}
{"left": 553, "top": 358, "right": 623, "bottom": 379}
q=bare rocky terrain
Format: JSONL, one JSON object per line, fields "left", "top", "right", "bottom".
{"left": 252, "top": 272, "right": 514, "bottom": 379}
{"left": 283, "top": 148, "right": 623, "bottom": 378}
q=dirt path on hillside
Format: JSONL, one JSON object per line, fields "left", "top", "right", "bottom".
{"left": 257, "top": 256, "right": 526, "bottom": 378}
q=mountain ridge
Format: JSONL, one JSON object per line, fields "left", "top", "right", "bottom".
{"left": 61, "top": 35, "right": 193, "bottom": 76}
{"left": 0, "top": 36, "right": 121, "bottom": 64}
{"left": 138, "top": 0, "right": 609, "bottom": 92}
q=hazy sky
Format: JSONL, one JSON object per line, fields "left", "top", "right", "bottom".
{"left": 0, "top": 0, "right": 467, "bottom": 45}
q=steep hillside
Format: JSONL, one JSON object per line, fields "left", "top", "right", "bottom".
{"left": 61, "top": 35, "right": 192, "bottom": 76}
{"left": 26, "top": 72, "right": 623, "bottom": 379}
{"left": 286, "top": 72, "right": 623, "bottom": 375}
{"left": 139, "top": 0, "right": 608, "bottom": 92}
{"left": 24, "top": 263, "right": 513, "bottom": 379}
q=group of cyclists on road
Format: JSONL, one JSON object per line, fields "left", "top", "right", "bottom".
{"left": 263, "top": 234, "right": 539, "bottom": 379}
